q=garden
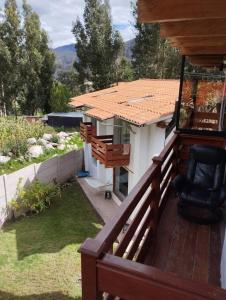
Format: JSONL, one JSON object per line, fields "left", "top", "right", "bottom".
{"left": 0, "top": 117, "right": 83, "bottom": 175}
{"left": 0, "top": 182, "right": 102, "bottom": 300}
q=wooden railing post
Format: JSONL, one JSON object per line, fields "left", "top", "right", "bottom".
{"left": 151, "top": 160, "right": 162, "bottom": 234}
{"left": 80, "top": 238, "right": 104, "bottom": 300}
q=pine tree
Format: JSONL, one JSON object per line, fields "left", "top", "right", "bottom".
{"left": 72, "top": 0, "right": 124, "bottom": 91}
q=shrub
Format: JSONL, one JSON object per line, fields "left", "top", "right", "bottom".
{"left": 11, "top": 179, "right": 61, "bottom": 214}
{"left": 0, "top": 117, "right": 56, "bottom": 157}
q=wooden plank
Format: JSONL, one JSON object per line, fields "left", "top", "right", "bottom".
{"left": 161, "top": 19, "right": 226, "bottom": 38}
{"left": 209, "top": 224, "right": 221, "bottom": 286}
{"left": 115, "top": 190, "right": 155, "bottom": 258}
{"left": 138, "top": 0, "right": 226, "bottom": 23}
{"left": 170, "top": 36, "right": 226, "bottom": 48}
{"left": 182, "top": 46, "right": 226, "bottom": 55}
{"left": 193, "top": 112, "right": 219, "bottom": 120}
{"left": 98, "top": 254, "right": 226, "bottom": 300}
{"left": 193, "top": 225, "right": 210, "bottom": 283}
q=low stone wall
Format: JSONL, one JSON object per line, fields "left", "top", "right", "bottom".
{"left": 0, "top": 149, "right": 83, "bottom": 226}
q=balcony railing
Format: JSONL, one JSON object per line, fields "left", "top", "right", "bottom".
{"left": 80, "top": 122, "right": 96, "bottom": 143}
{"left": 80, "top": 132, "right": 226, "bottom": 300}
{"left": 91, "top": 135, "right": 130, "bottom": 168}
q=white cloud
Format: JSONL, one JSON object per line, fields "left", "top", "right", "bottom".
{"left": 0, "top": 0, "right": 136, "bottom": 47}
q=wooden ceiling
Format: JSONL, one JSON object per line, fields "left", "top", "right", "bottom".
{"left": 138, "top": 0, "right": 226, "bottom": 67}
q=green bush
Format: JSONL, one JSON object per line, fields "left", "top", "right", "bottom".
{"left": 0, "top": 117, "right": 56, "bottom": 157}
{"left": 11, "top": 179, "right": 61, "bottom": 214}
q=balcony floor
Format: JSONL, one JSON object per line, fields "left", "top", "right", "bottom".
{"left": 145, "top": 194, "right": 224, "bottom": 287}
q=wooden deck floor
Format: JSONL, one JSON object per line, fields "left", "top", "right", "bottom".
{"left": 145, "top": 195, "right": 223, "bottom": 287}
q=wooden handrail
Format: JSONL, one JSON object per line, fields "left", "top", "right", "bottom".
{"left": 80, "top": 133, "right": 178, "bottom": 255}
{"left": 80, "top": 132, "right": 226, "bottom": 300}
{"left": 98, "top": 254, "right": 226, "bottom": 300}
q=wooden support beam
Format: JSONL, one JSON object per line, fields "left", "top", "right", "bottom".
{"left": 181, "top": 46, "right": 226, "bottom": 55}
{"left": 188, "top": 55, "right": 224, "bottom": 67}
{"left": 170, "top": 36, "right": 226, "bottom": 48}
{"left": 160, "top": 19, "right": 226, "bottom": 38}
{"left": 138, "top": 0, "right": 226, "bottom": 23}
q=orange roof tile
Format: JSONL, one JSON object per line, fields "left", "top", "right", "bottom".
{"left": 70, "top": 79, "right": 180, "bottom": 126}
{"left": 85, "top": 108, "right": 114, "bottom": 120}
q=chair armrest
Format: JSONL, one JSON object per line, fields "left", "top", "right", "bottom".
{"left": 219, "top": 185, "right": 226, "bottom": 204}
{"left": 171, "top": 175, "right": 187, "bottom": 194}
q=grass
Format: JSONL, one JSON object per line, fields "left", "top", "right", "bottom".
{"left": 0, "top": 183, "right": 102, "bottom": 300}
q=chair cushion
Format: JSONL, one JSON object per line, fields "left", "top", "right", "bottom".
{"left": 193, "top": 162, "right": 216, "bottom": 189}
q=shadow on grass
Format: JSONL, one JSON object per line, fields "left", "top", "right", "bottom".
{"left": 2, "top": 182, "right": 102, "bottom": 260}
{"left": 0, "top": 291, "right": 81, "bottom": 300}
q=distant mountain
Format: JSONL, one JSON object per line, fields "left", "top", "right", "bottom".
{"left": 53, "top": 39, "right": 135, "bottom": 74}
{"left": 124, "top": 39, "right": 135, "bottom": 59}
{"left": 53, "top": 44, "right": 77, "bottom": 73}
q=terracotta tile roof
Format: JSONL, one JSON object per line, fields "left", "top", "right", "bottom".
{"left": 85, "top": 108, "right": 114, "bottom": 120}
{"left": 70, "top": 79, "right": 180, "bottom": 126}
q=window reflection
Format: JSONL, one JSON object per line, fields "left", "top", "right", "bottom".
{"left": 179, "top": 58, "right": 226, "bottom": 133}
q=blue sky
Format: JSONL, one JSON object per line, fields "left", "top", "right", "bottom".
{"left": 0, "top": 0, "right": 136, "bottom": 48}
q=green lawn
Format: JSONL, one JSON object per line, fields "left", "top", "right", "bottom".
{"left": 0, "top": 183, "right": 102, "bottom": 300}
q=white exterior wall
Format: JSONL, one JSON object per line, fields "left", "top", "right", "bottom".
{"left": 127, "top": 123, "right": 166, "bottom": 194}
{"left": 83, "top": 115, "right": 114, "bottom": 185}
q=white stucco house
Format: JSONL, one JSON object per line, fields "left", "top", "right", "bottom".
{"left": 71, "top": 79, "right": 179, "bottom": 203}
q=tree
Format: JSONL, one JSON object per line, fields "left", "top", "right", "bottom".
{"left": 21, "top": 0, "right": 55, "bottom": 115}
{"left": 49, "top": 82, "right": 70, "bottom": 112}
{"left": 118, "top": 58, "right": 134, "bottom": 82}
{"left": 0, "top": 0, "right": 22, "bottom": 115}
{"left": 72, "top": 0, "right": 124, "bottom": 91}
{"left": 132, "top": 3, "right": 159, "bottom": 79}
{"left": 132, "top": 2, "right": 181, "bottom": 80}
{"left": 57, "top": 70, "right": 80, "bottom": 97}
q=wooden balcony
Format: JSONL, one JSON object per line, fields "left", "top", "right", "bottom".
{"left": 91, "top": 135, "right": 130, "bottom": 168}
{"left": 80, "top": 132, "right": 226, "bottom": 300}
{"left": 80, "top": 122, "right": 96, "bottom": 143}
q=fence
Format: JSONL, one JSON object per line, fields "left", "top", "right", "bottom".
{"left": 0, "top": 149, "right": 83, "bottom": 226}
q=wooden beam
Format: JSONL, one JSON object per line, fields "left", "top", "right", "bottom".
{"left": 170, "top": 36, "right": 226, "bottom": 48}
{"left": 188, "top": 55, "right": 224, "bottom": 67}
{"left": 160, "top": 19, "right": 226, "bottom": 38}
{"left": 138, "top": 0, "right": 226, "bottom": 23}
{"left": 181, "top": 46, "right": 226, "bottom": 55}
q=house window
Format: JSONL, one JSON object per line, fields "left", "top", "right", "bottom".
{"left": 177, "top": 56, "right": 226, "bottom": 135}
{"left": 114, "top": 119, "right": 130, "bottom": 144}
{"left": 114, "top": 167, "right": 129, "bottom": 201}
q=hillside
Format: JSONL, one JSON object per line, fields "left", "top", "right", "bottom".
{"left": 53, "top": 39, "right": 135, "bottom": 73}
{"left": 53, "top": 44, "right": 77, "bottom": 72}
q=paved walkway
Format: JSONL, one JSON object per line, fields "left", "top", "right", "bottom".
{"left": 77, "top": 178, "right": 120, "bottom": 223}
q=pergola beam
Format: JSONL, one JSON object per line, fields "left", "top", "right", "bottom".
{"left": 181, "top": 46, "right": 226, "bottom": 55}
{"left": 160, "top": 19, "right": 226, "bottom": 38}
{"left": 170, "top": 36, "right": 226, "bottom": 48}
{"left": 138, "top": 0, "right": 226, "bottom": 23}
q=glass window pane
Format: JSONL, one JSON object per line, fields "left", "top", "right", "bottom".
{"left": 178, "top": 57, "right": 226, "bottom": 133}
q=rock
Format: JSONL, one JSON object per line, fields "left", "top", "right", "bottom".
{"left": 45, "top": 144, "right": 54, "bottom": 150}
{"left": 57, "top": 131, "right": 69, "bottom": 139}
{"left": 0, "top": 156, "right": 10, "bottom": 164}
{"left": 57, "top": 144, "right": 65, "bottom": 151}
{"left": 27, "top": 138, "right": 37, "bottom": 145}
{"left": 8, "top": 152, "right": 13, "bottom": 157}
{"left": 42, "top": 133, "right": 53, "bottom": 141}
{"left": 38, "top": 138, "right": 47, "bottom": 146}
{"left": 51, "top": 143, "right": 58, "bottom": 148}
{"left": 28, "top": 146, "right": 43, "bottom": 158}
{"left": 59, "top": 138, "right": 66, "bottom": 144}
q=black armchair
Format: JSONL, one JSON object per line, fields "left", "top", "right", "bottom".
{"left": 172, "top": 144, "right": 226, "bottom": 224}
